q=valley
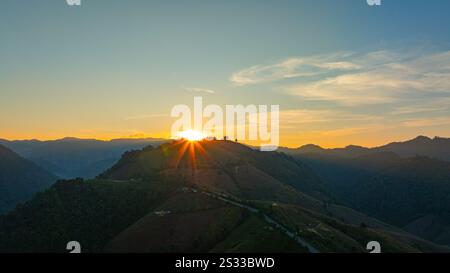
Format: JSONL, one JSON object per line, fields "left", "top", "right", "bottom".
{"left": 1, "top": 138, "right": 449, "bottom": 253}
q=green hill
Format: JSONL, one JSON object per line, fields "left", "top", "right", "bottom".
{"left": 0, "top": 140, "right": 447, "bottom": 253}
{"left": 289, "top": 147, "right": 450, "bottom": 246}
{"left": 0, "top": 144, "right": 57, "bottom": 214}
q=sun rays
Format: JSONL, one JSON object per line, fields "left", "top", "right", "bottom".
{"left": 176, "top": 130, "right": 206, "bottom": 142}
{"left": 171, "top": 132, "right": 211, "bottom": 169}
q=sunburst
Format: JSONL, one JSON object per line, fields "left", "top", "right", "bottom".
{"left": 171, "top": 131, "right": 211, "bottom": 169}
{"left": 177, "top": 130, "right": 206, "bottom": 141}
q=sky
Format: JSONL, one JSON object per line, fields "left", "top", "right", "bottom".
{"left": 1, "top": 0, "right": 450, "bottom": 148}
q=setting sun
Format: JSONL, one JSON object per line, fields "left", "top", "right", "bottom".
{"left": 177, "top": 130, "right": 206, "bottom": 141}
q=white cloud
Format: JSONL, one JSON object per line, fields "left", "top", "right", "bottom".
{"left": 185, "top": 87, "right": 215, "bottom": 94}
{"left": 280, "top": 109, "right": 380, "bottom": 126}
{"left": 229, "top": 49, "right": 450, "bottom": 144}
{"left": 401, "top": 117, "right": 450, "bottom": 128}
{"left": 289, "top": 70, "right": 426, "bottom": 105}
{"left": 288, "top": 50, "right": 450, "bottom": 105}
{"left": 230, "top": 53, "right": 359, "bottom": 86}
{"left": 231, "top": 50, "right": 450, "bottom": 105}
{"left": 390, "top": 105, "right": 449, "bottom": 115}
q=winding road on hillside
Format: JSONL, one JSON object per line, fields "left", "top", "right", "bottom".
{"left": 201, "top": 190, "right": 320, "bottom": 253}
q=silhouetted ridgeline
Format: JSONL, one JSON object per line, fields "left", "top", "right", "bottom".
{"left": 1, "top": 139, "right": 447, "bottom": 253}
{"left": 0, "top": 144, "right": 57, "bottom": 214}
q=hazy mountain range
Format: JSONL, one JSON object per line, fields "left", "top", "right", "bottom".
{"left": 0, "top": 145, "right": 57, "bottom": 214}
{"left": 0, "top": 137, "right": 166, "bottom": 179}
{"left": 282, "top": 136, "right": 450, "bottom": 162}
{"left": 1, "top": 137, "right": 450, "bottom": 253}
{"left": 281, "top": 136, "right": 450, "bottom": 246}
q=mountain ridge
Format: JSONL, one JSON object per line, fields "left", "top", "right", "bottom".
{"left": 281, "top": 136, "right": 450, "bottom": 162}
{"left": 0, "top": 144, "right": 57, "bottom": 214}
{"left": 285, "top": 137, "right": 450, "bottom": 246}
{"left": 0, "top": 137, "right": 167, "bottom": 179}
{"left": 1, "top": 139, "right": 447, "bottom": 253}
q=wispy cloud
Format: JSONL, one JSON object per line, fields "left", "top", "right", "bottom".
{"left": 185, "top": 87, "right": 215, "bottom": 94}
{"left": 230, "top": 52, "right": 359, "bottom": 86}
{"left": 228, "top": 49, "right": 450, "bottom": 146}
{"left": 280, "top": 109, "right": 381, "bottom": 127}
{"left": 401, "top": 117, "right": 450, "bottom": 128}
{"left": 232, "top": 50, "right": 450, "bottom": 106}
{"left": 390, "top": 105, "right": 449, "bottom": 115}
{"left": 313, "top": 127, "right": 372, "bottom": 138}
{"left": 290, "top": 50, "right": 450, "bottom": 105}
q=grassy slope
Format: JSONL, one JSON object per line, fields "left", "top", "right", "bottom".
{"left": 0, "top": 178, "right": 176, "bottom": 252}
{"left": 1, "top": 141, "right": 447, "bottom": 253}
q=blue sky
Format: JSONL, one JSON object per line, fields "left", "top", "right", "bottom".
{"left": 1, "top": 0, "right": 450, "bottom": 147}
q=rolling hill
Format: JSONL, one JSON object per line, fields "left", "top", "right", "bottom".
{"left": 0, "top": 139, "right": 446, "bottom": 253}
{"left": 283, "top": 137, "right": 450, "bottom": 246}
{"left": 0, "top": 137, "right": 166, "bottom": 179}
{"left": 283, "top": 136, "right": 450, "bottom": 162}
{"left": 0, "top": 144, "right": 57, "bottom": 214}
{"left": 375, "top": 136, "right": 450, "bottom": 162}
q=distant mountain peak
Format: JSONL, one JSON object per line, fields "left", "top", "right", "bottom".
{"left": 59, "top": 137, "right": 82, "bottom": 140}
{"left": 344, "top": 145, "right": 369, "bottom": 151}
{"left": 0, "top": 144, "right": 57, "bottom": 213}
{"left": 282, "top": 135, "right": 450, "bottom": 162}
{"left": 56, "top": 137, "right": 98, "bottom": 142}
{"left": 411, "top": 135, "right": 432, "bottom": 142}
{"left": 297, "top": 144, "right": 324, "bottom": 152}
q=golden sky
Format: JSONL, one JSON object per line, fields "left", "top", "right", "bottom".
{"left": 1, "top": 1, "right": 450, "bottom": 148}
